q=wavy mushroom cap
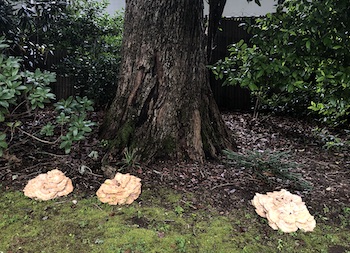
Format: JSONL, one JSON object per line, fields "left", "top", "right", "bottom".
{"left": 96, "top": 173, "right": 141, "bottom": 205}
{"left": 23, "top": 169, "right": 73, "bottom": 201}
{"left": 251, "top": 189, "right": 316, "bottom": 233}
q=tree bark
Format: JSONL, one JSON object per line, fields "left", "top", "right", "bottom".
{"left": 100, "top": 0, "right": 234, "bottom": 163}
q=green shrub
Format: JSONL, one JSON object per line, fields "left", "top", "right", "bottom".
{"left": 50, "top": 1, "right": 124, "bottom": 108}
{"left": 1, "top": 0, "right": 123, "bottom": 108}
{"left": 0, "top": 38, "right": 56, "bottom": 156}
{"left": 0, "top": 38, "right": 96, "bottom": 156}
{"left": 212, "top": 0, "right": 350, "bottom": 126}
{"left": 0, "top": 39, "right": 57, "bottom": 118}
{"left": 53, "top": 96, "right": 96, "bottom": 154}
{"left": 224, "top": 149, "right": 312, "bottom": 190}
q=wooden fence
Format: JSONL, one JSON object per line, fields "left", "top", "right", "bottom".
{"left": 209, "top": 17, "right": 254, "bottom": 111}
{"left": 49, "top": 17, "right": 254, "bottom": 109}
{"left": 45, "top": 50, "right": 75, "bottom": 100}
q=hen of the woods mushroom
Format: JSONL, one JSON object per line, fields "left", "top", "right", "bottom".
{"left": 96, "top": 173, "right": 141, "bottom": 205}
{"left": 23, "top": 169, "right": 73, "bottom": 201}
{"left": 252, "top": 189, "right": 316, "bottom": 233}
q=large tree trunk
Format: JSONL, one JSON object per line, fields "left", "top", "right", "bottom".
{"left": 100, "top": 0, "right": 234, "bottom": 163}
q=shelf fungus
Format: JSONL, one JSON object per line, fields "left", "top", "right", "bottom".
{"left": 251, "top": 189, "right": 316, "bottom": 233}
{"left": 96, "top": 173, "right": 141, "bottom": 205}
{"left": 23, "top": 169, "right": 73, "bottom": 201}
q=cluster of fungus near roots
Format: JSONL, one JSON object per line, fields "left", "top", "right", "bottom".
{"left": 96, "top": 173, "right": 142, "bottom": 205}
{"left": 252, "top": 189, "right": 316, "bottom": 233}
{"left": 23, "top": 169, "right": 73, "bottom": 201}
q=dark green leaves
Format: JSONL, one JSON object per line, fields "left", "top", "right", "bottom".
{"left": 211, "top": 0, "right": 350, "bottom": 126}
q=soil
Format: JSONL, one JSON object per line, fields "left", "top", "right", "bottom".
{"left": 1, "top": 110, "right": 349, "bottom": 219}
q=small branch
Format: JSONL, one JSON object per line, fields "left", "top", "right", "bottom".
{"left": 9, "top": 100, "right": 29, "bottom": 117}
{"left": 36, "top": 151, "right": 68, "bottom": 158}
{"left": 25, "top": 162, "right": 52, "bottom": 172}
{"left": 180, "top": 199, "right": 197, "bottom": 210}
{"left": 93, "top": 203, "right": 103, "bottom": 211}
{"left": 210, "top": 183, "right": 236, "bottom": 190}
{"left": 82, "top": 166, "right": 104, "bottom": 178}
{"left": 17, "top": 128, "right": 60, "bottom": 145}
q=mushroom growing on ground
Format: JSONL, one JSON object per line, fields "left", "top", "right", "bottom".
{"left": 23, "top": 169, "right": 73, "bottom": 201}
{"left": 96, "top": 172, "right": 141, "bottom": 205}
{"left": 251, "top": 189, "right": 316, "bottom": 233}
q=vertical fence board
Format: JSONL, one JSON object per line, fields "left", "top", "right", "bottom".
{"left": 46, "top": 50, "right": 75, "bottom": 100}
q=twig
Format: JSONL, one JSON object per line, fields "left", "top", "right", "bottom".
{"left": 25, "top": 162, "right": 53, "bottom": 172}
{"left": 73, "top": 164, "right": 104, "bottom": 178}
{"left": 93, "top": 203, "right": 103, "bottom": 211}
{"left": 199, "top": 168, "right": 205, "bottom": 178}
{"left": 192, "top": 224, "right": 197, "bottom": 237}
{"left": 54, "top": 200, "right": 69, "bottom": 205}
{"left": 210, "top": 183, "right": 237, "bottom": 191}
{"left": 17, "top": 128, "right": 60, "bottom": 145}
{"left": 180, "top": 199, "right": 197, "bottom": 210}
{"left": 9, "top": 100, "right": 28, "bottom": 117}
{"left": 83, "top": 166, "right": 104, "bottom": 178}
{"left": 36, "top": 151, "right": 68, "bottom": 157}
{"left": 253, "top": 96, "right": 260, "bottom": 119}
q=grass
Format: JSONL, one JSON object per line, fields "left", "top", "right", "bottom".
{"left": 1, "top": 187, "right": 350, "bottom": 253}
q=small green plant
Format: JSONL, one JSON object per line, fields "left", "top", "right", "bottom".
{"left": 175, "top": 237, "right": 187, "bottom": 253}
{"left": 0, "top": 133, "right": 8, "bottom": 157}
{"left": 224, "top": 149, "right": 312, "bottom": 190}
{"left": 23, "top": 69, "right": 56, "bottom": 110}
{"left": 312, "top": 127, "right": 349, "bottom": 151}
{"left": 343, "top": 207, "right": 350, "bottom": 215}
{"left": 174, "top": 206, "right": 185, "bottom": 217}
{"left": 115, "top": 241, "right": 147, "bottom": 253}
{"left": 339, "top": 206, "right": 350, "bottom": 228}
{"left": 40, "top": 123, "right": 55, "bottom": 137}
{"left": 118, "top": 147, "right": 141, "bottom": 170}
{"left": 52, "top": 96, "right": 96, "bottom": 154}
{"left": 156, "top": 222, "right": 171, "bottom": 232}
{"left": 59, "top": 115, "right": 95, "bottom": 153}
{"left": 277, "top": 238, "right": 284, "bottom": 251}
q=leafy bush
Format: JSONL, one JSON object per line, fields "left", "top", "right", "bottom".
{"left": 0, "top": 38, "right": 56, "bottom": 155}
{"left": 0, "top": 38, "right": 56, "bottom": 117}
{"left": 0, "top": 38, "right": 96, "bottom": 156}
{"left": 53, "top": 96, "right": 96, "bottom": 154}
{"left": 311, "top": 127, "right": 350, "bottom": 151}
{"left": 224, "top": 149, "right": 311, "bottom": 190}
{"left": 1, "top": 0, "right": 68, "bottom": 69}
{"left": 212, "top": 0, "right": 350, "bottom": 126}
{"left": 48, "top": 1, "right": 123, "bottom": 107}
{"left": 0, "top": 44, "right": 26, "bottom": 122}
{"left": 0, "top": 0, "right": 16, "bottom": 38}
{"left": 1, "top": 0, "right": 123, "bottom": 108}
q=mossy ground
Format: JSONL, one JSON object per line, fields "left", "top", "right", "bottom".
{"left": 1, "top": 186, "right": 350, "bottom": 253}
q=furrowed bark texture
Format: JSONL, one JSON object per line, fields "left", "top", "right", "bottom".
{"left": 100, "top": 0, "right": 234, "bottom": 162}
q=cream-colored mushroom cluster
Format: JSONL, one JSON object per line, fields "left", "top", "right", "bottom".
{"left": 23, "top": 169, "right": 73, "bottom": 201}
{"left": 96, "top": 173, "right": 141, "bottom": 205}
{"left": 252, "top": 189, "right": 316, "bottom": 233}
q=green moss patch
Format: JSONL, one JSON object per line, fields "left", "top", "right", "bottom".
{"left": 0, "top": 188, "right": 349, "bottom": 253}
